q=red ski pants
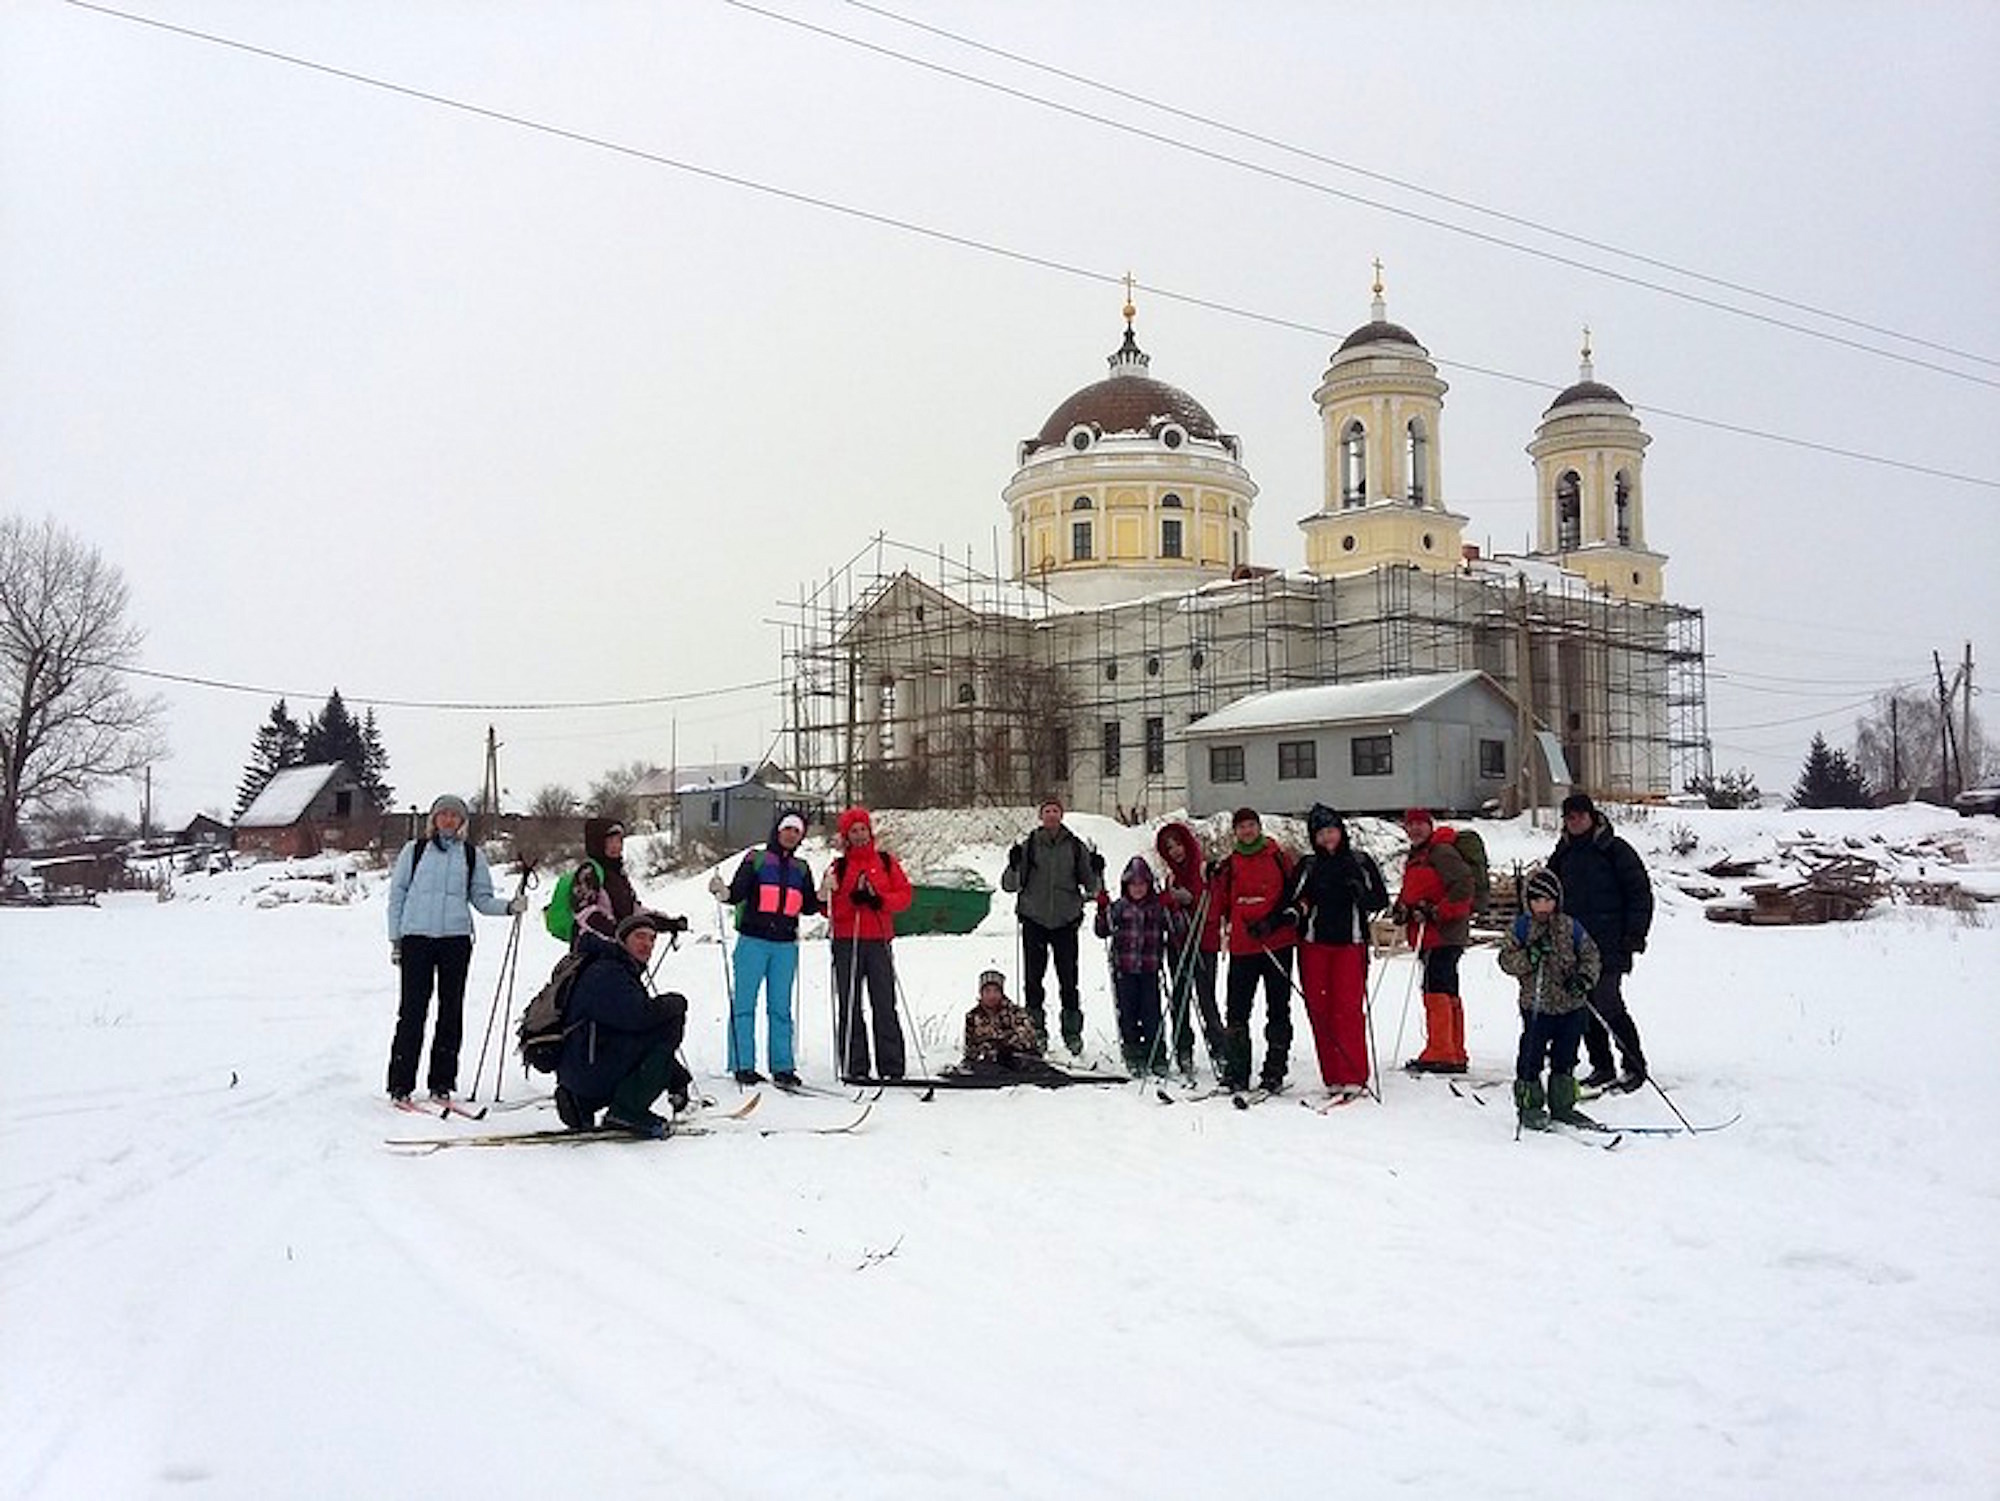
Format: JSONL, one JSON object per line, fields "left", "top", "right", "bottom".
{"left": 1298, "top": 941, "right": 1370, "bottom": 1088}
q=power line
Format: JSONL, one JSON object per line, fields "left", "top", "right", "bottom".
{"left": 62, "top": 1, "right": 2000, "bottom": 491}
{"left": 1711, "top": 697, "right": 1878, "bottom": 732}
{"left": 722, "top": 0, "right": 2000, "bottom": 388}
{"left": 123, "top": 663, "right": 784, "bottom": 712}
{"left": 837, "top": 0, "right": 1999, "bottom": 373}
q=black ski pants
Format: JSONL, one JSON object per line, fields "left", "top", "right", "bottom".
{"left": 388, "top": 934, "right": 472, "bottom": 1097}
{"left": 1581, "top": 965, "right": 1646, "bottom": 1076}
{"left": 1223, "top": 945, "right": 1294, "bottom": 1090}
{"left": 1020, "top": 916, "right": 1084, "bottom": 1051}
{"left": 832, "top": 936, "right": 906, "bottom": 1080}
{"left": 1516, "top": 1007, "right": 1587, "bottom": 1084}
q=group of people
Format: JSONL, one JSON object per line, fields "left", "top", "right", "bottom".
{"left": 380, "top": 787, "right": 1654, "bottom": 1136}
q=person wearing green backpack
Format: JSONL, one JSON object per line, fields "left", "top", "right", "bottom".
{"left": 546, "top": 817, "right": 639, "bottom": 947}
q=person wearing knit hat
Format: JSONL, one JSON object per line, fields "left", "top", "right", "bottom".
{"left": 553, "top": 910, "right": 694, "bottom": 1137}
{"left": 1497, "top": 865, "right": 1602, "bottom": 1129}
{"left": 1389, "top": 807, "right": 1476, "bottom": 1074}
{"left": 384, "top": 792, "right": 525, "bottom": 1107}
{"left": 1548, "top": 793, "right": 1655, "bottom": 1091}
{"left": 819, "top": 806, "right": 914, "bottom": 1081}
{"left": 962, "top": 965, "right": 1043, "bottom": 1071}
{"left": 709, "top": 809, "right": 822, "bottom": 1087}
{"left": 1281, "top": 804, "right": 1389, "bottom": 1099}
{"left": 1094, "top": 854, "right": 1176, "bottom": 1077}
{"left": 1000, "top": 797, "right": 1106, "bottom": 1057}
{"left": 1208, "top": 805, "right": 1299, "bottom": 1093}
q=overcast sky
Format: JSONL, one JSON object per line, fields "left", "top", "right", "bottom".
{"left": 4, "top": 1, "right": 1995, "bottom": 824}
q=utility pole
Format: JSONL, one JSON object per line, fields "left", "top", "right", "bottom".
{"left": 1964, "top": 641, "right": 1976, "bottom": 787}
{"left": 1933, "top": 652, "right": 1961, "bottom": 801}
{"left": 1515, "top": 575, "right": 1539, "bottom": 826}
{"left": 1889, "top": 697, "right": 1901, "bottom": 797}
{"left": 479, "top": 726, "right": 501, "bottom": 845}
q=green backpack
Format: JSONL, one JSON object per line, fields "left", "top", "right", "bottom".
{"left": 1452, "top": 827, "right": 1492, "bottom": 912}
{"left": 543, "top": 858, "right": 604, "bottom": 944}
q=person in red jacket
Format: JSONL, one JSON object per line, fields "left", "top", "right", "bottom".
{"left": 1156, "top": 820, "right": 1225, "bottom": 1073}
{"left": 1391, "top": 808, "right": 1476, "bottom": 1073}
{"left": 820, "top": 806, "right": 914, "bottom": 1081}
{"left": 1208, "top": 807, "right": 1297, "bottom": 1093}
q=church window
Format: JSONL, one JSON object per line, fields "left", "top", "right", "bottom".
{"left": 1160, "top": 424, "right": 1186, "bottom": 450}
{"left": 1614, "top": 471, "right": 1633, "bottom": 545}
{"left": 1556, "top": 471, "right": 1582, "bottom": 551}
{"left": 1161, "top": 493, "right": 1184, "bottom": 508}
{"left": 1104, "top": 660, "right": 1118, "bottom": 681}
{"left": 1072, "top": 520, "right": 1093, "bottom": 561}
{"left": 1406, "top": 419, "right": 1428, "bottom": 504}
{"left": 1162, "top": 517, "right": 1183, "bottom": 558}
{"left": 1072, "top": 495, "right": 1094, "bottom": 510}
{"left": 1145, "top": 655, "right": 1160, "bottom": 676}
{"left": 1068, "top": 426, "right": 1094, "bottom": 452}
{"left": 1145, "top": 716, "right": 1166, "bottom": 774}
{"left": 1102, "top": 721, "right": 1122, "bottom": 777}
{"left": 1341, "top": 422, "right": 1367, "bottom": 508}
{"left": 1342, "top": 535, "right": 1357, "bottom": 552}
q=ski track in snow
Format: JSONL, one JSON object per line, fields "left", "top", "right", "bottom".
{"left": 4, "top": 805, "right": 2000, "bottom": 1498}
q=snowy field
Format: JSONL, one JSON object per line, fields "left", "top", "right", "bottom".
{"left": 5, "top": 805, "right": 2000, "bottom": 1499}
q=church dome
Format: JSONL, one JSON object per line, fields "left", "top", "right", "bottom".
{"left": 1547, "top": 378, "right": 1628, "bottom": 411}
{"left": 1026, "top": 327, "right": 1225, "bottom": 456}
{"left": 1336, "top": 319, "right": 1427, "bottom": 355}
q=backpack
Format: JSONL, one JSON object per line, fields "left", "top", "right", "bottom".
{"left": 1453, "top": 827, "right": 1492, "bottom": 912}
{"left": 543, "top": 858, "right": 604, "bottom": 944}
{"left": 517, "top": 951, "right": 594, "bottom": 1073}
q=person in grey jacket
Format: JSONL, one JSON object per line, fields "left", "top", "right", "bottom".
{"left": 999, "top": 796, "right": 1105, "bottom": 1056}
{"left": 384, "top": 793, "right": 522, "bottom": 1103}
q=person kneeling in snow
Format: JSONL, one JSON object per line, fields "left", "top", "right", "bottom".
{"left": 555, "top": 911, "right": 694, "bottom": 1139}
{"left": 960, "top": 969, "right": 1046, "bottom": 1075}
{"left": 1496, "top": 868, "right": 1602, "bottom": 1130}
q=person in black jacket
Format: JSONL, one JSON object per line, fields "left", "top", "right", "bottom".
{"left": 567, "top": 816, "right": 640, "bottom": 944}
{"left": 1546, "top": 793, "right": 1654, "bottom": 1091}
{"left": 555, "top": 911, "right": 692, "bottom": 1138}
{"left": 1282, "top": 804, "right": 1389, "bottom": 1097}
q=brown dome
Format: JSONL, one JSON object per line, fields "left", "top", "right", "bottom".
{"left": 1336, "top": 319, "right": 1426, "bottom": 354}
{"left": 1031, "top": 375, "right": 1222, "bottom": 454}
{"left": 1547, "top": 379, "right": 1629, "bottom": 411}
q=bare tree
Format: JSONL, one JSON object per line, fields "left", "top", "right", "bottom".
{"left": 528, "top": 783, "right": 580, "bottom": 819}
{"left": 586, "top": 760, "right": 661, "bottom": 823}
{"left": 0, "top": 518, "right": 166, "bottom": 856}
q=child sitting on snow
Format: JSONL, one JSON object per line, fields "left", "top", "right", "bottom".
{"left": 1093, "top": 854, "right": 1175, "bottom": 1076}
{"left": 1496, "top": 867, "right": 1603, "bottom": 1129}
{"left": 961, "top": 969, "right": 1043, "bottom": 1072}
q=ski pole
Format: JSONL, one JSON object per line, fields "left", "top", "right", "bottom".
{"left": 470, "top": 861, "right": 534, "bottom": 1101}
{"left": 888, "top": 961, "right": 931, "bottom": 1084}
{"left": 837, "top": 924, "right": 862, "bottom": 1081}
{"left": 1582, "top": 997, "right": 1697, "bottom": 1135}
{"left": 1258, "top": 939, "right": 1369, "bottom": 1094}
{"left": 714, "top": 896, "right": 741, "bottom": 1082}
{"left": 1361, "top": 942, "right": 1387, "bottom": 1102}
{"left": 1390, "top": 916, "right": 1428, "bottom": 1068}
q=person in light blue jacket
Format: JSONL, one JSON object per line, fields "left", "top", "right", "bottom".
{"left": 385, "top": 793, "right": 521, "bottom": 1103}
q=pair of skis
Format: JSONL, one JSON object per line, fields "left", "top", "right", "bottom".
{"left": 386, "top": 1090, "right": 873, "bottom": 1152}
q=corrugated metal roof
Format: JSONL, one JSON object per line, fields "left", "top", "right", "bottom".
{"left": 1185, "top": 671, "right": 1502, "bottom": 736}
{"left": 236, "top": 763, "right": 345, "bottom": 827}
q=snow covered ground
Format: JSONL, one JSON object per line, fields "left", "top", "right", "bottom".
{"left": 5, "top": 805, "right": 1999, "bottom": 1499}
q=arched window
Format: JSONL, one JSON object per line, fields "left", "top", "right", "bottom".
{"left": 1406, "top": 419, "right": 1428, "bottom": 505}
{"left": 1071, "top": 495, "right": 1094, "bottom": 511}
{"left": 1614, "top": 470, "right": 1633, "bottom": 546}
{"left": 1556, "top": 471, "right": 1582, "bottom": 551}
{"left": 1341, "top": 421, "right": 1367, "bottom": 508}
{"left": 1160, "top": 493, "right": 1184, "bottom": 508}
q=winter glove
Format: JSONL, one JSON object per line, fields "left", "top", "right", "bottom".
{"left": 1006, "top": 844, "right": 1023, "bottom": 871}
{"left": 389, "top": 940, "right": 401, "bottom": 967}
{"left": 1388, "top": 902, "right": 1410, "bottom": 925}
{"left": 852, "top": 882, "right": 882, "bottom": 910}
{"left": 661, "top": 914, "right": 691, "bottom": 935}
{"left": 1247, "top": 914, "right": 1276, "bottom": 940}
{"left": 708, "top": 874, "right": 729, "bottom": 901}
{"left": 1204, "top": 857, "right": 1226, "bottom": 882}
{"left": 1413, "top": 900, "right": 1438, "bottom": 923}
{"left": 1527, "top": 936, "right": 1555, "bottom": 968}
{"left": 507, "top": 894, "right": 527, "bottom": 917}
{"left": 1095, "top": 889, "right": 1111, "bottom": 910}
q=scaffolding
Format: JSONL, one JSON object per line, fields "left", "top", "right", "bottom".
{"left": 778, "top": 535, "right": 1709, "bottom": 815}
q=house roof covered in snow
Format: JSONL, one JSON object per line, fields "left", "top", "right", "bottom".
{"left": 1185, "top": 671, "right": 1510, "bottom": 737}
{"left": 235, "top": 763, "right": 348, "bottom": 828}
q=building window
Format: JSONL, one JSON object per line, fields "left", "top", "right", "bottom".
{"left": 1161, "top": 492, "right": 1183, "bottom": 508}
{"left": 709, "top": 797, "right": 722, "bottom": 824}
{"left": 1072, "top": 495, "right": 1094, "bottom": 510}
{"left": 1161, "top": 516, "right": 1183, "bottom": 558}
{"left": 1102, "top": 721, "right": 1122, "bottom": 777}
{"left": 1072, "top": 519, "right": 1093, "bottom": 561}
{"left": 334, "top": 789, "right": 353, "bottom": 817}
{"left": 1277, "top": 740, "right": 1317, "bottom": 780}
{"left": 1479, "top": 738, "right": 1507, "bottom": 779}
{"left": 1144, "top": 716, "right": 1166, "bottom": 774}
{"left": 1614, "top": 470, "right": 1633, "bottom": 546}
{"left": 1351, "top": 734, "right": 1393, "bottom": 776}
{"left": 1341, "top": 421, "right": 1367, "bottom": 508}
{"left": 1557, "top": 471, "right": 1582, "bottom": 551}
{"left": 1209, "top": 744, "right": 1246, "bottom": 783}
{"left": 1406, "top": 419, "right": 1428, "bottom": 504}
